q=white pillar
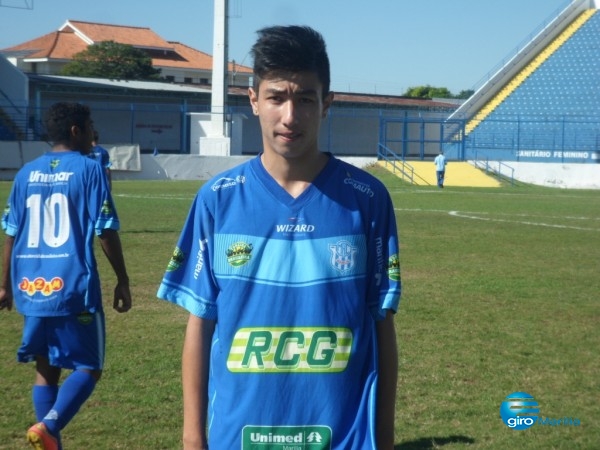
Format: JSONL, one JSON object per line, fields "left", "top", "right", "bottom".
{"left": 200, "top": 0, "right": 231, "bottom": 155}
{"left": 210, "top": 0, "right": 228, "bottom": 138}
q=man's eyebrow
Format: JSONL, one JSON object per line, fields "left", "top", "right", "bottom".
{"left": 295, "top": 88, "right": 319, "bottom": 96}
{"left": 263, "top": 87, "right": 319, "bottom": 96}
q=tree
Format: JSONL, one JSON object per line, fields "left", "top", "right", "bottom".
{"left": 61, "top": 41, "right": 161, "bottom": 81}
{"left": 455, "top": 89, "right": 475, "bottom": 99}
{"left": 403, "top": 85, "right": 453, "bottom": 99}
{"left": 403, "top": 85, "right": 476, "bottom": 100}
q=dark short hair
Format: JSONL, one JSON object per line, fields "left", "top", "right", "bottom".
{"left": 44, "top": 102, "right": 91, "bottom": 145}
{"left": 250, "top": 25, "right": 331, "bottom": 98}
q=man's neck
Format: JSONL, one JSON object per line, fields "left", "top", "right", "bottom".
{"left": 261, "top": 151, "right": 329, "bottom": 198}
{"left": 51, "top": 144, "right": 75, "bottom": 153}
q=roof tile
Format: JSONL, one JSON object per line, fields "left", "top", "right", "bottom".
{"left": 1, "top": 19, "right": 252, "bottom": 73}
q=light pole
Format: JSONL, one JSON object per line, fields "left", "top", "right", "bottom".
{"left": 210, "top": 0, "right": 228, "bottom": 139}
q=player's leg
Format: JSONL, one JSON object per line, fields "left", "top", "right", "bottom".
{"left": 33, "top": 356, "right": 61, "bottom": 419}
{"left": 35, "top": 312, "right": 105, "bottom": 445}
{"left": 19, "top": 317, "right": 62, "bottom": 449}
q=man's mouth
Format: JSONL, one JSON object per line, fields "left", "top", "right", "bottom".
{"left": 277, "top": 131, "right": 301, "bottom": 141}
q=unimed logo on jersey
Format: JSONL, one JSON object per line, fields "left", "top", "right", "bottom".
{"left": 227, "top": 327, "right": 353, "bottom": 373}
{"left": 242, "top": 425, "right": 332, "bottom": 449}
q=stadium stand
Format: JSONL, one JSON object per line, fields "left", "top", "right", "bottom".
{"left": 449, "top": 1, "right": 599, "bottom": 164}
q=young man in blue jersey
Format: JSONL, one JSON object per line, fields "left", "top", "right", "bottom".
{"left": 157, "top": 26, "right": 400, "bottom": 450}
{"left": 90, "top": 130, "right": 112, "bottom": 190}
{"left": 0, "top": 102, "right": 132, "bottom": 450}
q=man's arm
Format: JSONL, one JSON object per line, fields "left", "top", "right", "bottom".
{"left": 105, "top": 168, "right": 112, "bottom": 191}
{"left": 182, "top": 314, "right": 215, "bottom": 450}
{"left": 0, "top": 235, "right": 14, "bottom": 311}
{"left": 376, "top": 310, "right": 398, "bottom": 449}
{"left": 98, "top": 229, "right": 131, "bottom": 313}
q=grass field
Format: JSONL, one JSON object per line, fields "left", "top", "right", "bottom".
{"left": 0, "top": 167, "right": 598, "bottom": 449}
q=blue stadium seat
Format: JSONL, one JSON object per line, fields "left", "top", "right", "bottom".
{"left": 470, "top": 12, "right": 600, "bottom": 157}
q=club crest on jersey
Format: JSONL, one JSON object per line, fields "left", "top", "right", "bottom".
{"left": 50, "top": 159, "right": 60, "bottom": 170}
{"left": 226, "top": 241, "right": 253, "bottom": 267}
{"left": 329, "top": 240, "right": 357, "bottom": 273}
{"left": 388, "top": 253, "right": 401, "bottom": 281}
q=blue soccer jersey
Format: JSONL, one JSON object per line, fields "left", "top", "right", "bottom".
{"left": 157, "top": 154, "right": 401, "bottom": 449}
{"left": 2, "top": 151, "right": 119, "bottom": 316}
{"left": 89, "top": 145, "right": 112, "bottom": 170}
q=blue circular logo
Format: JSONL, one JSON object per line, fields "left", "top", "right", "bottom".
{"left": 500, "top": 392, "right": 539, "bottom": 430}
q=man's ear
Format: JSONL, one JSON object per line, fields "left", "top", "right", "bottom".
{"left": 248, "top": 87, "right": 259, "bottom": 115}
{"left": 322, "top": 91, "right": 334, "bottom": 118}
{"left": 70, "top": 124, "right": 80, "bottom": 138}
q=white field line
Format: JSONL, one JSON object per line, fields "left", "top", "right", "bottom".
{"left": 395, "top": 208, "right": 600, "bottom": 232}
{"left": 114, "top": 194, "right": 195, "bottom": 201}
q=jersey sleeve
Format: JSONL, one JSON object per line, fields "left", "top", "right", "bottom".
{"left": 367, "top": 187, "right": 401, "bottom": 320}
{"left": 1, "top": 180, "right": 22, "bottom": 237}
{"left": 101, "top": 148, "right": 112, "bottom": 169}
{"left": 87, "top": 163, "right": 119, "bottom": 234}
{"left": 156, "top": 193, "right": 219, "bottom": 319}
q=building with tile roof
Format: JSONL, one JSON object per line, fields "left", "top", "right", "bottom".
{"left": 0, "top": 19, "right": 253, "bottom": 87}
{"left": 0, "top": 18, "right": 458, "bottom": 156}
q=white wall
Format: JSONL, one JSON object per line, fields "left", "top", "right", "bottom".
{"left": 1, "top": 141, "right": 598, "bottom": 188}
{"left": 501, "top": 162, "right": 600, "bottom": 189}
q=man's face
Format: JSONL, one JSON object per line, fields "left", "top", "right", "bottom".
{"left": 248, "top": 71, "right": 333, "bottom": 160}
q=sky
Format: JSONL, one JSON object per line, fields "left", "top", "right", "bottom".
{"left": 0, "top": 0, "right": 573, "bottom": 96}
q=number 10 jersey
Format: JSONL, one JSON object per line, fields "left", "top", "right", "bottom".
{"left": 2, "top": 151, "right": 119, "bottom": 316}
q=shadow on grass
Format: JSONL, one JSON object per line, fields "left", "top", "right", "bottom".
{"left": 395, "top": 435, "right": 475, "bottom": 449}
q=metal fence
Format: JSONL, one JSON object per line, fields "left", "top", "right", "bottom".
{"left": 379, "top": 114, "right": 600, "bottom": 164}
{"left": 2, "top": 101, "right": 600, "bottom": 164}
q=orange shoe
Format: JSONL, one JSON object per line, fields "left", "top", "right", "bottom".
{"left": 27, "top": 423, "right": 58, "bottom": 450}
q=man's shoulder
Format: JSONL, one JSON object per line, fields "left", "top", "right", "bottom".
{"left": 200, "top": 158, "right": 254, "bottom": 195}
{"left": 334, "top": 157, "right": 385, "bottom": 184}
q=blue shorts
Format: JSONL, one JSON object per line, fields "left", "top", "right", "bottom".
{"left": 18, "top": 311, "right": 106, "bottom": 370}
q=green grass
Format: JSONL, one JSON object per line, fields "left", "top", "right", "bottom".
{"left": 0, "top": 172, "right": 599, "bottom": 449}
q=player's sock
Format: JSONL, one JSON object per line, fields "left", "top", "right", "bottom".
{"left": 43, "top": 370, "right": 97, "bottom": 435}
{"left": 32, "top": 384, "right": 58, "bottom": 421}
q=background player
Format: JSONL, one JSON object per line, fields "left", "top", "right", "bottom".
{"left": 90, "top": 130, "right": 112, "bottom": 190}
{"left": 434, "top": 150, "right": 447, "bottom": 188}
{"left": 157, "top": 25, "right": 401, "bottom": 449}
{"left": 0, "top": 102, "right": 131, "bottom": 450}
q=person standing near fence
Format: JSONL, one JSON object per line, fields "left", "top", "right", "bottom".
{"left": 434, "top": 150, "right": 447, "bottom": 188}
{"left": 0, "top": 102, "right": 131, "bottom": 450}
{"left": 157, "top": 25, "right": 401, "bottom": 449}
{"left": 90, "top": 130, "right": 112, "bottom": 190}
